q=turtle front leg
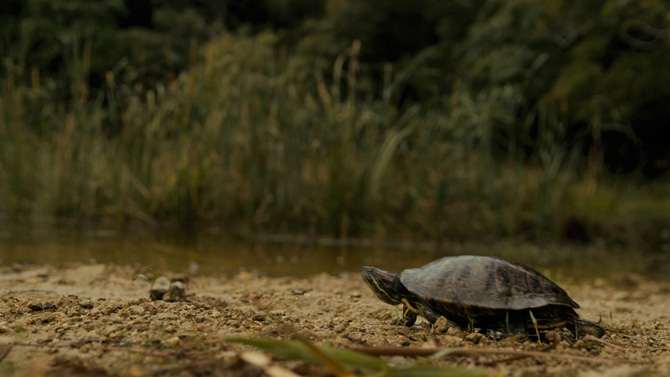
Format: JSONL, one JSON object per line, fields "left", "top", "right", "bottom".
{"left": 391, "top": 304, "right": 417, "bottom": 327}
{"left": 401, "top": 304, "right": 418, "bottom": 327}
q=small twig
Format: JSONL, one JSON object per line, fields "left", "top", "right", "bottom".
{"left": 2, "top": 289, "right": 60, "bottom": 297}
{"left": 613, "top": 333, "right": 646, "bottom": 342}
{"left": 481, "top": 330, "right": 560, "bottom": 366}
{"left": 350, "top": 343, "right": 645, "bottom": 364}
{"left": 142, "top": 360, "right": 225, "bottom": 377}
{"left": 584, "top": 335, "right": 625, "bottom": 350}
{"left": 14, "top": 341, "right": 176, "bottom": 358}
{"left": 88, "top": 345, "right": 179, "bottom": 357}
{"left": 0, "top": 345, "right": 12, "bottom": 363}
{"left": 14, "top": 342, "right": 74, "bottom": 349}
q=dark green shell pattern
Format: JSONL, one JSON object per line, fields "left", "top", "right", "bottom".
{"left": 400, "top": 255, "right": 578, "bottom": 310}
{"left": 397, "top": 256, "right": 586, "bottom": 334}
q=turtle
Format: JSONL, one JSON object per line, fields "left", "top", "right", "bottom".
{"left": 362, "top": 255, "right": 605, "bottom": 338}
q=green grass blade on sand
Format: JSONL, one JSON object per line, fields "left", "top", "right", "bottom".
{"left": 226, "top": 337, "right": 386, "bottom": 371}
{"left": 225, "top": 337, "right": 485, "bottom": 377}
{"left": 296, "top": 336, "right": 354, "bottom": 377}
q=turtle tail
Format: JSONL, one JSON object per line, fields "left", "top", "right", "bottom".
{"left": 575, "top": 319, "right": 606, "bottom": 338}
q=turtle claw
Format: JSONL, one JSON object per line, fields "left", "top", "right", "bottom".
{"left": 391, "top": 318, "right": 407, "bottom": 326}
{"left": 391, "top": 305, "right": 417, "bottom": 327}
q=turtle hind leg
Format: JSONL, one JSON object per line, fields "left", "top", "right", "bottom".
{"left": 574, "top": 319, "right": 606, "bottom": 338}
{"left": 490, "top": 315, "right": 528, "bottom": 338}
{"left": 419, "top": 307, "right": 461, "bottom": 330}
{"left": 419, "top": 307, "right": 442, "bottom": 324}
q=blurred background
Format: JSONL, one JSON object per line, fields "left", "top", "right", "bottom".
{"left": 0, "top": 0, "right": 668, "bottom": 278}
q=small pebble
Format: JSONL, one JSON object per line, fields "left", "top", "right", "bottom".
{"left": 438, "top": 334, "right": 463, "bottom": 346}
{"left": 128, "top": 305, "right": 146, "bottom": 316}
{"left": 291, "top": 287, "right": 307, "bottom": 295}
{"left": 150, "top": 287, "right": 168, "bottom": 301}
{"left": 167, "top": 336, "right": 181, "bottom": 346}
{"left": 156, "top": 312, "right": 178, "bottom": 321}
{"left": 236, "top": 271, "right": 255, "bottom": 282}
{"left": 252, "top": 314, "right": 266, "bottom": 322}
{"left": 431, "top": 317, "right": 450, "bottom": 334}
{"left": 164, "top": 282, "right": 186, "bottom": 302}
{"left": 465, "top": 332, "right": 484, "bottom": 344}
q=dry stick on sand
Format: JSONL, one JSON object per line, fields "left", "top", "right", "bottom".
{"left": 1, "top": 289, "right": 61, "bottom": 297}
{"left": 351, "top": 331, "right": 646, "bottom": 365}
{"left": 14, "top": 341, "right": 180, "bottom": 358}
{"left": 613, "top": 332, "right": 647, "bottom": 342}
{"left": 0, "top": 345, "right": 13, "bottom": 364}
{"left": 583, "top": 335, "right": 626, "bottom": 350}
{"left": 476, "top": 331, "right": 631, "bottom": 365}
{"left": 480, "top": 330, "right": 560, "bottom": 366}
{"left": 351, "top": 346, "right": 640, "bottom": 364}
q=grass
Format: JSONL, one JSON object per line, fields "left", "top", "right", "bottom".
{"left": 226, "top": 336, "right": 487, "bottom": 377}
{"left": 1, "top": 31, "right": 668, "bottom": 246}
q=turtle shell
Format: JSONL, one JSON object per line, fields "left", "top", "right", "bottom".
{"left": 400, "top": 255, "right": 578, "bottom": 311}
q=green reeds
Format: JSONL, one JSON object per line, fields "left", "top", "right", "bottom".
{"left": 0, "top": 31, "right": 667, "bottom": 244}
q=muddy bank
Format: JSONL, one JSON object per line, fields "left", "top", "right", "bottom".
{"left": 0, "top": 263, "right": 668, "bottom": 376}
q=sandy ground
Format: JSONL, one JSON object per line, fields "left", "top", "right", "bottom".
{"left": 0, "top": 263, "right": 668, "bottom": 377}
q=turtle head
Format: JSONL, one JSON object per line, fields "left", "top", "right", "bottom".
{"left": 362, "top": 266, "right": 404, "bottom": 305}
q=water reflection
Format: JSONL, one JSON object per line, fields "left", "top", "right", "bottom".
{"left": 0, "top": 229, "right": 667, "bottom": 280}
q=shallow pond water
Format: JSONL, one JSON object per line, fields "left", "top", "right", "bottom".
{"left": 0, "top": 226, "right": 668, "bottom": 280}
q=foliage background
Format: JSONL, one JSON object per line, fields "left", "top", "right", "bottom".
{"left": 1, "top": 0, "right": 668, "bottom": 251}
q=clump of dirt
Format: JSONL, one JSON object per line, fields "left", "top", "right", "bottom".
{"left": 0, "top": 263, "right": 668, "bottom": 376}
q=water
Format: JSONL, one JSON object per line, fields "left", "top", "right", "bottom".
{"left": 0, "top": 227, "right": 668, "bottom": 280}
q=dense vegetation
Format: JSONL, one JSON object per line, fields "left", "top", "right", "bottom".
{"left": 1, "top": 0, "right": 668, "bottom": 249}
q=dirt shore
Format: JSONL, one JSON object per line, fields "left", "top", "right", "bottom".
{"left": 0, "top": 263, "right": 668, "bottom": 376}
